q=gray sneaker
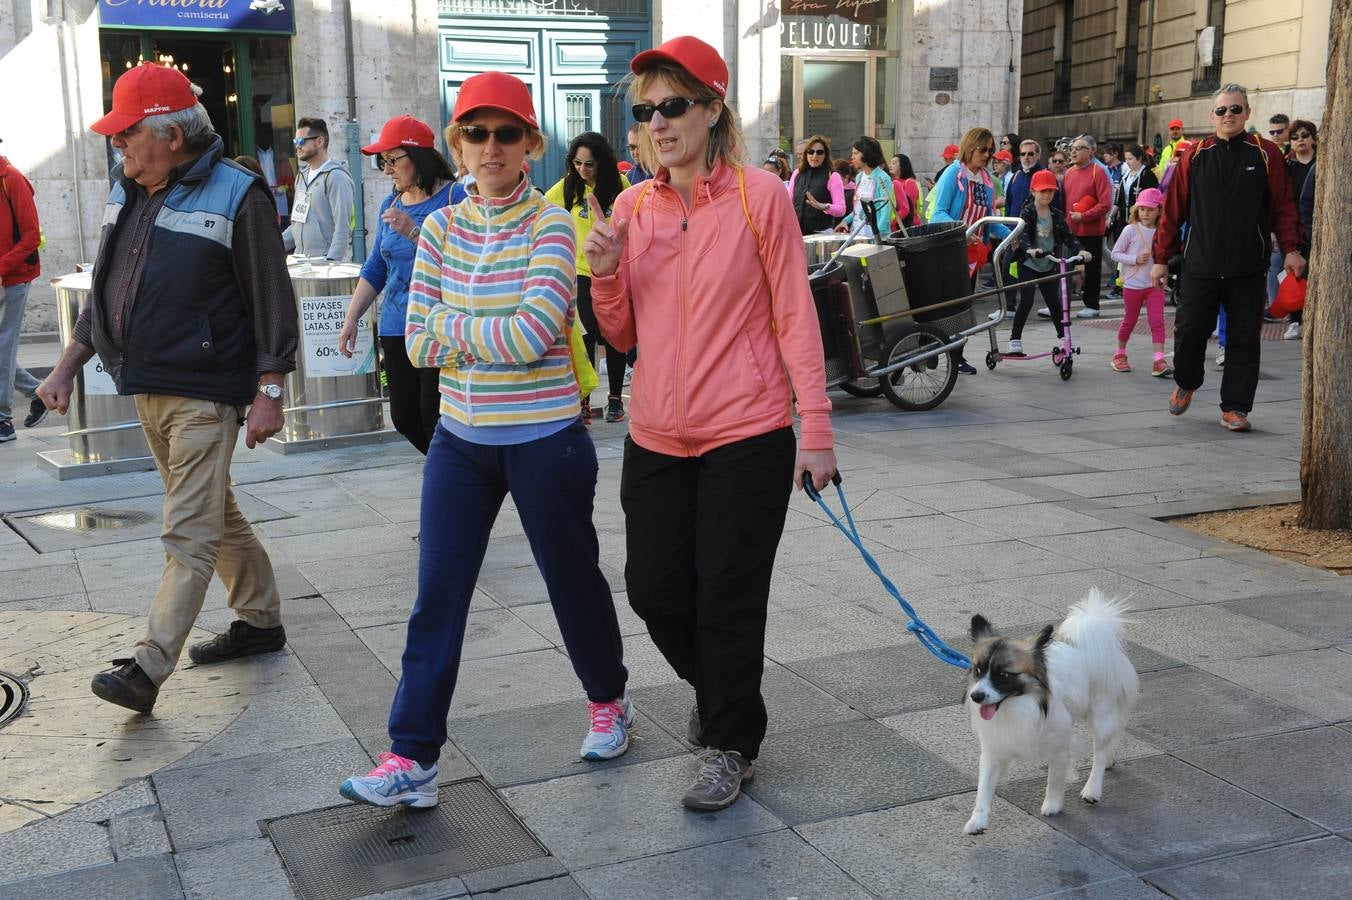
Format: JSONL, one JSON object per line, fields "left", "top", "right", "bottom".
{"left": 686, "top": 703, "right": 701, "bottom": 746}
{"left": 681, "top": 749, "right": 754, "bottom": 811}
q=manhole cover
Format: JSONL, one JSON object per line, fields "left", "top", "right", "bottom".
{"left": 266, "top": 779, "right": 547, "bottom": 900}
{"left": 0, "top": 671, "right": 28, "bottom": 729}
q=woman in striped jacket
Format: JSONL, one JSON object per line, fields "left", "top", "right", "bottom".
{"left": 339, "top": 72, "right": 632, "bottom": 810}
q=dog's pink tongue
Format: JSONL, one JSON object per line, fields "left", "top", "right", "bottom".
{"left": 979, "top": 704, "right": 998, "bottom": 721}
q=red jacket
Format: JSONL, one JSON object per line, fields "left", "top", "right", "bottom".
{"left": 1060, "top": 162, "right": 1112, "bottom": 236}
{"left": 1152, "top": 133, "right": 1299, "bottom": 277}
{"left": 0, "top": 156, "right": 41, "bottom": 286}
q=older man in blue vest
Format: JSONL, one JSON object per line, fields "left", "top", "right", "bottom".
{"left": 36, "top": 63, "right": 298, "bottom": 714}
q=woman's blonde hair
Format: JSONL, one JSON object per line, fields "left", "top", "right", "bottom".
{"left": 958, "top": 127, "right": 995, "bottom": 167}
{"left": 444, "top": 118, "right": 548, "bottom": 162}
{"left": 628, "top": 63, "right": 747, "bottom": 173}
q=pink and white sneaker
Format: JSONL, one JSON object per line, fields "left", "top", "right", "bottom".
{"left": 580, "top": 692, "right": 635, "bottom": 761}
{"left": 340, "top": 751, "right": 438, "bottom": 808}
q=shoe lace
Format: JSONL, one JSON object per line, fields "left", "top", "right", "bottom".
{"left": 693, "top": 749, "right": 741, "bottom": 787}
{"left": 368, "top": 751, "right": 415, "bottom": 778}
{"left": 587, "top": 700, "right": 624, "bottom": 735}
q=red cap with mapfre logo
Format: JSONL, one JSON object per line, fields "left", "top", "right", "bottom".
{"left": 362, "top": 115, "right": 436, "bottom": 155}
{"left": 91, "top": 63, "right": 199, "bottom": 136}
{"left": 631, "top": 36, "right": 730, "bottom": 99}
{"left": 452, "top": 72, "right": 540, "bottom": 129}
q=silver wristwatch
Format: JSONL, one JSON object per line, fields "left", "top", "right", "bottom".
{"left": 257, "top": 383, "right": 284, "bottom": 401}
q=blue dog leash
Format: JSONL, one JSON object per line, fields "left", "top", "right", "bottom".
{"left": 802, "top": 473, "right": 971, "bottom": 669}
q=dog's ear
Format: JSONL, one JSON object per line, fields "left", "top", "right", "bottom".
{"left": 1033, "top": 624, "right": 1054, "bottom": 656}
{"left": 970, "top": 614, "right": 994, "bottom": 642}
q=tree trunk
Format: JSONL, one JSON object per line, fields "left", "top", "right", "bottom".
{"left": 1299, "top": 0, "right": 1352, "bottom": 530}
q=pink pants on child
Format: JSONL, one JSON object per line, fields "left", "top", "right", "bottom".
{"left": 1118, "top": 286, "right": 1167, "bottom": 344}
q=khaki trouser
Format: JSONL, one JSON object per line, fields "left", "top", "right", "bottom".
{"left": 132, "top": 394, "right": 282, "bottom": 685}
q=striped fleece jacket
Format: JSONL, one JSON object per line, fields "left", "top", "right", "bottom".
{"left": 405, "top": 176, "right": 579, "bottom": 427}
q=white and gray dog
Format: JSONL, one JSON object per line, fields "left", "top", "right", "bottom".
{"left": 963, "top": 590, "right": 1137, "bottom": 834}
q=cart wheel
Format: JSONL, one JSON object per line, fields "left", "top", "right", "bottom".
{"left": 984, "top": 351, "right": 998, "bottom": 370}
{"left": 879, "top": 324, "right": 959, "bottom": 411}
{"left": 1059, "top": 358, "right": 1074, "bottom": 381}
{"left": 839, "top": 378, "right": 884, "bottom": 398}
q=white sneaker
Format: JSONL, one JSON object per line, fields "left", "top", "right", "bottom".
{"left": 1007, "top": 339, "right": 1024, "bottom": 354}
{"left": 1075, "top": 308, "right": 1100, "bottom": 319}
{"left": 1215, "top": 349, "right": 1226, "bottom": 368}
{"left": 580, "top": 691, "right": 635, "bottom": 760}
{"left": 340, "top": 752, "right": 438, "bottom": 808}
{"left": 1284, "top": 322, "right": 1301, "bottom": 340}
{"left": 988, "top": 309, "right": 1002, "bottom": 321}
{"left": 1037, "top": 308, "right": 1052, "bottom": 318}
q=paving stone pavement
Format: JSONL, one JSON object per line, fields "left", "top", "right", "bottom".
{"left": 2, "top": 315, "right": 1348, "bottom": 898}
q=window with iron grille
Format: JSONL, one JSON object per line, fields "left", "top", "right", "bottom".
{"left": 438, "top": 0, "right": 647, "bottom": 16}
{"left": 1114, "top": 0, "right": 1141, "bottom": 106}
{"left": 1191, "top": 0, "right": 1225, "bottom": 96}
{"left": 1053, "top": 59, "right": 1072, "bottom": 113}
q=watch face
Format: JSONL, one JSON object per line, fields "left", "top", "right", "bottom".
{"left": 259, "top": 384, "right": 283, "bottom": 399}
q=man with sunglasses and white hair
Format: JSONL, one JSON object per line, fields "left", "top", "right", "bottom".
{"left": 36, "top": 63, "right": 298, "bottom": 714}
{"left": 1152, "top": 83, "right": 1302, "bottom": 433}
{"left": 282, "top": 116, "right": 354, "bottom": 261}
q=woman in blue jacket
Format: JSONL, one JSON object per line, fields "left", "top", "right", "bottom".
{"left": 339, "top": 116, "right": 467, "bottom": 453}
{"left": 927, "top": 127, "right": 1011, "bottom": 374}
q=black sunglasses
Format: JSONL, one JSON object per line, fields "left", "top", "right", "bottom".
{"left": 1291, "top": 131, "right": 1313, "bottom": 140}
{"left": 806, "top": 148, "right": 827, "bottom": 156}
{"left": 631, "top": 97, "right": 707, "bottom": 123}
{"left": 1019, "top": 150, "right": 1038, "bottom": 157}
{"left": 458, "top": 124, "right": 527, "bottom": 145}
{"left": 1213, "top": 104, "right": 1245, "bottom": 116}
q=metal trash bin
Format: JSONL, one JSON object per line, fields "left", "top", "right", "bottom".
{"left": 276, "top": 261, "right": 387, "bottom": 449}
{"left": 40, "top": 273, "right": 154, "bottom": 475}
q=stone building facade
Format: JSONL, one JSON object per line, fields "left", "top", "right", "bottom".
{"left": 1018, "top": 0, "right": 1330, "bottom": 153}
{"left": 4, "top": 0, "right": 1021, "bottom": 328}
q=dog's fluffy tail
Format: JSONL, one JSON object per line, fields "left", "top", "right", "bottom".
{"left": 1058, "top": 589, "right": 1135, "bottom": 695}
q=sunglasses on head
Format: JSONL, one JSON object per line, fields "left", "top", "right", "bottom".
{"left": 1213, "top": 104, "right": 1245, "bottom": 116}
{"left": 457, "top": 124, "right": 527, "bottom": 145}
{"left": 631, "top": 96, "right": 708, "bottom": 123}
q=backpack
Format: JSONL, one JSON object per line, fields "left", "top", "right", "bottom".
{"left": 2, "top": 170, "right": 43, "bottom": 265}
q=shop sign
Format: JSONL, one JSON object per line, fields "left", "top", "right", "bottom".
{"left": 98, "top": 0, "right": 296, "bottom": 35}
{"left": 781, "top": 0, "right": 887, "bottom": 50}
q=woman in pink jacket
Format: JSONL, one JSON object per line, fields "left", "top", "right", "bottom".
{"left": 585, "top": 36, "right": 837, "bottom": 812}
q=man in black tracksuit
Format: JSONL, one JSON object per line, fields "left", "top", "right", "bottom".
{"left": 1152, "top": 84, "right": 1303, "bottom": 432}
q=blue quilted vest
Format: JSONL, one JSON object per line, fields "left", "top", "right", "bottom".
{"left": 90, "top": 137, "right": 266, "bottom": 405}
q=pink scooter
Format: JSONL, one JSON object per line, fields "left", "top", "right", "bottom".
{"left": 985, "top": 253, "right": 1083, "bottom": 381}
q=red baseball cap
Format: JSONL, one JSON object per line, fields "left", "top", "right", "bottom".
{"left": 362, "top": 115, "right": 435, "bottom": 155}
{"left": 994, "top": 150, "right": 1014, "bottom": 163}
{"left": 452, "top": 72, "right": 539, "bottom": 129}
{"left": 942, "top": 144, "right": 960, "bottom": 160}
{"left": 92, "top": 63, "right": 199, "bottom": 136}
{"left": 1168, "top": 118, "right": 1184, "bottom": 129}
{"left": 1030, "top": 170, "right": 1058, "bottom": 192}
{"left": 631, "top": 36, "right": 729, "bottom": 98}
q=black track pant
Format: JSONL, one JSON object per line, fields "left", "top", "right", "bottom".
{"left": 620, "top": 428, "right": 796, "bottom": 760}
{"left": 382, "top": 335, "right": 440, "bottom": 454}
{"left": 1173, "top": 273, "right": 1265, "bottom": 413}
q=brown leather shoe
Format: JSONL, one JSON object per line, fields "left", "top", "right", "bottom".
{"left": 91, "top": 659, "right": 158, "bottom": 714}
{"left": 1220, "top": 411, "right": 1252, "bottom": 432}
{"left": 188, "top": 620, "right": 286, "bottom": 665}
{"left": 1168, "top": 387, "right": 1195, "bottom": 416}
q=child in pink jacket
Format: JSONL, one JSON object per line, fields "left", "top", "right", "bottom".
{"left": 1109, "top": 187, "right": 1171, "bottom": 376}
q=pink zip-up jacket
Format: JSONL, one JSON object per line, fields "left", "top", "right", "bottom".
{"left": 589, "top": 162, "right": 833, "bottom": 457}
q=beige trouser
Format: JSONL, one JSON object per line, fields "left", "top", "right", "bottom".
{"left": 132, "top": 394, "right": 282, "bottom": 685}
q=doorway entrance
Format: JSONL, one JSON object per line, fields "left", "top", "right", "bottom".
{"left": 783, "top": 55, "right": 876, "bottom": 159}
{"left": 98, "top": 30, "right": 296, "bottom": 218}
